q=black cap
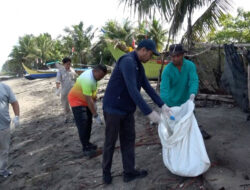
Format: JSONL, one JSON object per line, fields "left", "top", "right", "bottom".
{"left": 169, "top": 44, "right": 187, "bottom": 56}
{"left": 138, "top": 39, "right": 160, "bottom": 56}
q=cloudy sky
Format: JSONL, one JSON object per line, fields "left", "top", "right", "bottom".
{"left": 0, "top": 0, "right": 249, "bottom": 69}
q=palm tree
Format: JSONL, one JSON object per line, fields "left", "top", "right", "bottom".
{"left": 147, "top": 18, "right": 168, "bottom": 51}
{"left": 9, "top": 35, "right": 39, "bottom": 68}
{"left": 17, "top": 34, "right": 39, "bottom": 63}
{"left": 120, "top": 0, "right": 232, "bottom": 51}
{"left": 36, "top": 33, "right": 54, "bottom": 64}
{"left": 64, "top": 22, "right": 96, "bottom": 64}
{"left": 102, "top": 19, "right": 135, "bottom": 50}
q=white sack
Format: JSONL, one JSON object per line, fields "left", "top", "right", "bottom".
{"left": 158, "top": 100, "right": 210, "bottom": 177}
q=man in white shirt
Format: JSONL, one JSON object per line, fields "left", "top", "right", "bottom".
{"left": 56, "top": 57, "right": 77, "bottom": 123}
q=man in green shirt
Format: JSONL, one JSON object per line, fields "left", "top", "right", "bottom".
{"left": 160, "top": 44, "right": 211, "bottom": 139}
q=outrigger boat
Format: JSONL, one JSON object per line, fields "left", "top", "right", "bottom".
{"left": 22, "top": 63, "right": 89, "bottom": 80}
{"left": 22, "top": 63, "right": 57, "bottom": 80}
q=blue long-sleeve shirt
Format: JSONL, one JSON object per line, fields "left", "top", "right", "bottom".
{"left": 160, "top": 58, "right": 199, "bottom": 107}
{"left": 103, "top": 51, "right": 164, "bottom": 115}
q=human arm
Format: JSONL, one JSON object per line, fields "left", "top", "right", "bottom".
{"left": 81, "top": 79, "right": 102, "bottom": 124}
{"left": 85, "top": 96, "right": 102, "bottom": 124}
{"left": 160, "top": 67, "right": 171, "bottom": 106}
{"left": 141, "top": 68, "right": 164, "bottom": 108}
{"left": 85, "top": 96, "right": 97, "bottom": 116}
{"left": 11, "top": 101, "right": 20, "bottom": 117}
{"left": 7, "top": 85, "right": 20, "bottom": 127}
{"left": 119, "top": 58, "right": 152, "bottom": 115}
{"left": 56, "top": 82, "right": 60, "bottom": 89}
{"left": 70, "top": 68, "right": 78, "bottom": 81}
{"left": 56, "top": 71, "right": 61, "bottom": 89}
{"left": 188, "top": 63, "right": 199, "bottom": 96}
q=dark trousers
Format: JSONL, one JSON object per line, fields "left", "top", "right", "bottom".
{"left": 102, "top": 111, "right": 135, "bottom": 175}
{"left": 72, "top": 106, "right": 92, "bottom": 149}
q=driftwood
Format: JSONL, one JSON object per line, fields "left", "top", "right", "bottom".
{"left": 196, "top": 94, "right": 235, "bottom": 103}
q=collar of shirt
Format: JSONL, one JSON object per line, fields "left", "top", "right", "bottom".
{"left": 131, "top": 51, "right": 141, "bottom": 65}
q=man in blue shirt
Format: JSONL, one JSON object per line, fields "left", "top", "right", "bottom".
{"left": 102, "top": 39, "right": 171, "bottom": 184}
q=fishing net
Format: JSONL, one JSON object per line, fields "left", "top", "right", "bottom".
{"left": 221, "top": 44, "right": 249, "bottom": 112}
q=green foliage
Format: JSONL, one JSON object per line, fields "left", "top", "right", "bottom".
{"left": 120, "top": 0, "right": 232, "bottom": 47}
{"left": 207, "top": 9, "right": 250, "bottom": 43}
{"left": 91, "top": 39, "right": 115, "bottom": 66}
{"left": 147, "top": 18, "right": 167, "bottom": 51}
{"left": 103, "top": 18, "right": 168, "bottom": 51}
{"left": 107, "top": 41, "right": 166, "bottom": 79}
{"left": 102, "top": 19, "right": 134, "bottom": 47}
{"left": 63, "top": 22, "right": 96, "bottom": 65}
{"left": 2, "top": 19, "right": 168, "bottom": 74}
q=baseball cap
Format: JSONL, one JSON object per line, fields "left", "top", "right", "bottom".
{"left": 138, "top": 39, "right": 160, "bottom": 56}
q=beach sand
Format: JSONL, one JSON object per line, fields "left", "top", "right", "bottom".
{"left": 0, "top": 77, "right": 249, "bottom": 190}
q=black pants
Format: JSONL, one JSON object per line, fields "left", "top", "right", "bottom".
{"left": 72, "top": 106, "right": 92, "bottom": 150}
{"left": 102, "top": 112, "right": 135, "bottom": 175}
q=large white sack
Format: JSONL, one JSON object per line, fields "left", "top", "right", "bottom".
{"left": 158, "top": 100, "right": 210, "bottom": 177}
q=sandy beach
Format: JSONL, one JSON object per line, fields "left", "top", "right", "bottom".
{"left": 0, "top": 77, "right": 250, "bottom": 190}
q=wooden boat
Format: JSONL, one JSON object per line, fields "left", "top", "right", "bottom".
{"left": 22, "top": 63, "right": 89, "bottom": 80}
{"left": 22, "top": 63, "right": 57, "bottom": 80}
{"left": 106, "top": 42, "right": 169, "bottom": 80}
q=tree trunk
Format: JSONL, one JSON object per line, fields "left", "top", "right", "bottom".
{"left": 157, "top": 32, "right": 172, "bottom": 91}
{"left": 187, "top": 6, "right": 192, "bottom": 52}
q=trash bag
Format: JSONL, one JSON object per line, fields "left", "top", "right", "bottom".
{"left": 158, "top": 100, "right": 210, "bottom": 177}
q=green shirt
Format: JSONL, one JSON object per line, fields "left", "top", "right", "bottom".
{"left": 160, "top": 58, "right": 199, "bottom": 107}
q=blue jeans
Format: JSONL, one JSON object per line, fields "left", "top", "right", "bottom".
{"left": 71, "top": 106, "right": 92, "bottom": 150}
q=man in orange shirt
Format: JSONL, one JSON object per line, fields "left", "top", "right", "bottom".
{"left": 68, "top": 65, "right": 107, "bottom": 157}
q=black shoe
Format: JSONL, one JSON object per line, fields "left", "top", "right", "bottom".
{"left": 200, "top": 129, "right": 211, "bottom": 140}
{"left": 86, "top": 142, "right": 97, "bottom": 150}
{"left": 82, "top": 149, "right": 97, "bottom": 157}
{"left": 123, "top": 169, "right": 148, "bottom": 183}
{"left": 103, "top": 173, "right": 112, "bottom": 184}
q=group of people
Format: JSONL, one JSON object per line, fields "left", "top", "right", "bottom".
{"left": 55, "top": 39, "right": 209, "bottom": 184}
{"left": 0, "top": 39, "right": 209, "bottom": 185}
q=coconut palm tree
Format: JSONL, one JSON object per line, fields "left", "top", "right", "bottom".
{"left": 9, "top": 35, "right": 39, "bottom": 68}
{"left": 147, "top": 18, "right": 168, "bottom": 51}
{"left": 102, "top": 19, "right": 135, "bottom": 50}
{"left": 120, "top": 0, "right": 232, "bottom": 50}
{"left": 64, "top": 22, "right": 96, "bottom": 64}
{"left": 36, "top": 33, "right": 54, "bottom": 64}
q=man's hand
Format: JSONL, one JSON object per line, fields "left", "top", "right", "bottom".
{"left": 93, "top": 114, "right": 103, "bottom": 125}
{"left": 12, "top": 116, "right": 20, "bottom": 127}
{"left": 55, "top": 88, "right": 61, "bottom": 96}
{"left": 147, "top": 111, "right": 161, "bottom": 124}
{"left": 189, "top": 94, "right": 195, "bottom": 101}
{"left": 161, "top": 104, "right": 173, "bottom": 117}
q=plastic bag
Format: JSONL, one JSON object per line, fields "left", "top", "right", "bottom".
{"left": 158, "top": 100, "right": 210, "bottom": 177}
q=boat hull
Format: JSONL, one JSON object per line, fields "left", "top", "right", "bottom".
{"left": 24, "top": 73, "right": 57, "bottom": 80}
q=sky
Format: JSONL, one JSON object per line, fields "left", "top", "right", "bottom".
{"left": 0, "top": 0, "right": 249, "bottom": 70}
